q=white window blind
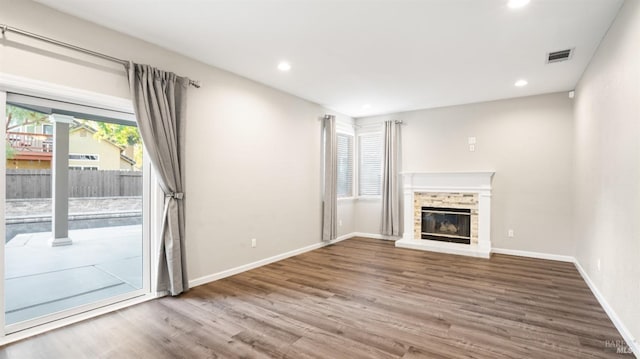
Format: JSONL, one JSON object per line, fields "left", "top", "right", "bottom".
{"left": 358, "top": 133, "right": 383, "bottom": 196}
{"left": 337, "top": 133, "right": 353, "bottom": 198}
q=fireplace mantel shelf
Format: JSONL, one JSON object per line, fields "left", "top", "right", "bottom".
{"left": 401, "top": 171, "right": 495, "bottom": 193}
{"left": 400, "top": 171, "right": 495, "bottom": 175}
{"left": 396, "top": 171, "right": 495, "bottom": 258}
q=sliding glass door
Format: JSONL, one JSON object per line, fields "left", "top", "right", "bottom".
{"left": 3, "top": 94, "right": 149, "bottom": 332}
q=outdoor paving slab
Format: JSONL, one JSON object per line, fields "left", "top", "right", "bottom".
{"left": 6, "top": 282, "right": 137, "bottom": 325}
{"left": 95, "top": 256, "right": 143, "bottom": 289}
{"left": 5, "top": 266, "right": 124, "bottom": 312}
{"left": 5, "top": 225, "right": 142, "bottom": 278}
{"left": 4, "top": 225, "right": 144, "bottom": 325}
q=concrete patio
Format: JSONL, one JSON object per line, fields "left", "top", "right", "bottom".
{"left": 4, "top": 225, "right": 143, "bottom": 325}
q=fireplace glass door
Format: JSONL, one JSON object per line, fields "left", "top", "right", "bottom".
{"left": 421, "top": 206, "right": 471, "bottom": 244}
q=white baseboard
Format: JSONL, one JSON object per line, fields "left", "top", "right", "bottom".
{"left": 188, "top": 234, "right": 352, "bottom": 288}
{"left": 491, "top": 247, "right": 574, "bottom": 262}
{"left": 574, "top": 260, "right": 639, "bottom": 357}
{"left": 351, "top": 232, "right": 399, "bottom": 241}
{"left": 334, "top": 233, "right": 356, "bottom": 242}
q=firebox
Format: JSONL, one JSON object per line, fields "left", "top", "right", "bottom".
{"left": 421, "top": 206, "right": 471, "bottom": 244}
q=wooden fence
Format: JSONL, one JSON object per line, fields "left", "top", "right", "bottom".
{"left": 5, "top": 169, "right": 142, "bottom": 199}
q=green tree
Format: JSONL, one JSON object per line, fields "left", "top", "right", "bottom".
{"left": 5, "top": 141, "right": 16, "bottom": 160}
{"left": 92, "top": 122, "right": 141, "bottom": 146}
{"left": 87, "top": 120, "right": 143, "bottom": 169}
{"left": 5, "top": 104, "right": 50, "bottom": 159}
{"left": 5, "top": 105, "right": 50, "bottom": 132}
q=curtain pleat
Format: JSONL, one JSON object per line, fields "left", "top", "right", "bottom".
{"left": 322, "top": 115, "right": 338, "bottom": 241}
{"left": 127, "top": 62, "right": 189, "bottom": 295}
{"left": 381, "top": 120, "right": 402, "bottom": 237}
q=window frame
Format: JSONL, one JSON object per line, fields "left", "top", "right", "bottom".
{"left": 69, "top": 153, "right": 100, "bottom": 161}
{"left": 357, "top": 131, "right": 383, "bottom": 198}
{"left": 355, "top": 123, "right": 384, "bottom": 199}
{"left": 336, "top": 131, "right": 354, "bottom": 199}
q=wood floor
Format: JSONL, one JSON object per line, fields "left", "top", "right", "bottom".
{"left": 0, "top": 237, "right": 631, "bottom": 358}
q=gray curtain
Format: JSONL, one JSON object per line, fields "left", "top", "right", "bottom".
{"left": 127, "top": 62, "right": 189, "bottom": 296}
{"left": 381, "top": 120, "right": 402, "bottom": 236}
{"left": 322, "top": 114, "right": 337, "bottom": 241}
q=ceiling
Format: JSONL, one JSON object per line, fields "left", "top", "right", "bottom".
{"left": 35, "top": 0, "right": 623, "bottom": 118}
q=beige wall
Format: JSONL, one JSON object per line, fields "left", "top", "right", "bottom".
{"left": 574, "top": 0, "right": 640, "bottom": 346}
{"left": 69, "top": 128, "right": 121, "bottom": 170}
{"left": 0, "top": 0, "right": 351, "bottom": 281}
{"left": 120, "top": 158, "right": 134, "bottom": 171}
{"left": 355, "top": 93, "right": 575, "bottom": 255}
{"left": 337, "top": 199, "right": 356, "bottom": 237}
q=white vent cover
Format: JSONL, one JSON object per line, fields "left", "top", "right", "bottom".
{"left": 547, "top": 48, "right": 573, "bottom": 63}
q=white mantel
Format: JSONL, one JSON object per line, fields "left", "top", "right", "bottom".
{"left": 395, "top": 171, "right": 495, "bottom": 258}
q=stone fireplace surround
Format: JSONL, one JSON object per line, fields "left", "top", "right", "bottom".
{"left": 395, "top": 172, "right": 494, "bottom": 258}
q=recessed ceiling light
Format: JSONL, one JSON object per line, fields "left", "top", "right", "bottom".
{"left": 507, "top": 0, "right": 530, "bottom": 9}
{"left": 277, "top": 62, "right": 291, "bottom": 72}
{"left": 514, "top": 79, "right": 528, "bottom": 87}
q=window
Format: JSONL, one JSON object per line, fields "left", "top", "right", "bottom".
{"left": 42, "top": 124, "right": 53, "bottom": 135}
{"left": 358, "top": 133, "right": 383, "bottom": 196}
{"left": 69, "top": 153, "right": 99, "bottom": 161}
{"left": 337, "top": 133, "right": 353, "bottom": 198}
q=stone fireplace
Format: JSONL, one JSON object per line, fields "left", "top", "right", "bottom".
{"left": 395, "top": 172, "right": 494, "bottom": 258}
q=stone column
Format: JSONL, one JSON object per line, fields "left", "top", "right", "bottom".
{"left": 49, "top": 114, "right": 73, "bottom": 247}
{"left": 402, "top": 174, "right": 414, "bottom": 241}
{"left": 477, "top": 191, "right": 492, "bottom": 253}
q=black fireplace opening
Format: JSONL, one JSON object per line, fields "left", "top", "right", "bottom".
{"left": 421, "top": 206, "right": 471, "bottom": 244}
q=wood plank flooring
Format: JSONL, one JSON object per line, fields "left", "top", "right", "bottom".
{"left": 0, "top": 237, "right": 632, "bottom": 358}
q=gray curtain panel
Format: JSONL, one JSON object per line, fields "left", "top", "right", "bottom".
{"left": 381, "top": 120, "right": 403, "bottom": 237}
{"left": 127, "top": 62, "right": 189, "bottom": 296}
{"left": 322, "top": 114, "right": 338, "bottom": 241}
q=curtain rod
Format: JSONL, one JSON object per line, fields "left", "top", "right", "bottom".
{"left": 1, "top": 24, "right": 201, "bottom": 88}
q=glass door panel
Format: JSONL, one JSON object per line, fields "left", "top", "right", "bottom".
{"left": 4, "top": 101, "right": 145, "bottom": 328}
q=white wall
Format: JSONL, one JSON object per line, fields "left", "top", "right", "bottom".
{"left": 355, "top": 93, "right": 575, "bottom": 255}
{"left": 574, "top": 0, "right": 640, "bottom": 347}
{"left": 0, "top": 0, "right": 352, "bottom": 281}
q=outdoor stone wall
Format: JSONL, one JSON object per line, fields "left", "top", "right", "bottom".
{"left": 414, "top": 192, "right": 479, "bottom": 244}
{"left": 5, "top": 197, "right": 142, "bottom": 222}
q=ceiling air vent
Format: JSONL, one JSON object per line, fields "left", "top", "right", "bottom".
{"left": 547, "top": 48, "right": 573, "bottom": 63}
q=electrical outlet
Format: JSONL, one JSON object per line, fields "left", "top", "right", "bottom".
{"left": 507, "top": 229, "right": 514, "bottom": 238}
{"left": 597, "top": 258, "right": 601, "bottom": 271}
{"left": 468, "top": 136, "right": 477, "bottom": 145}
{"left": 251, "top": 238, "right": 256, "bottom": 248}
{"left": 469, "top": 144, "right": 476, "bottom": 152}
{"left": 339, "top": 219, "right": 343, "bottom": 227}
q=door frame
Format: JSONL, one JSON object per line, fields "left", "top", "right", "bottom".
{"left": 0, "top": 73, "right": 163, "bottom": 344}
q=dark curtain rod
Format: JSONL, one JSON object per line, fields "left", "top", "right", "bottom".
{"left": 1, "top": 24, "right": 201, "bottom": 88}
